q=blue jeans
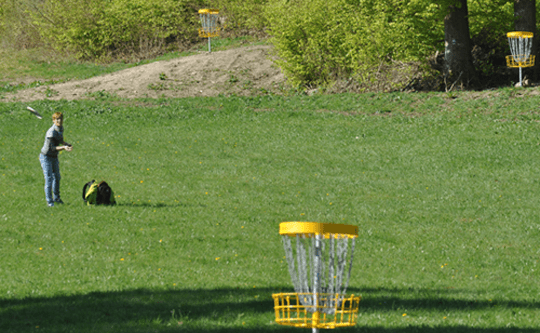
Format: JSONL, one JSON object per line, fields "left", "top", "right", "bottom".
{"left": 39, "top": 154, "right": 61, "bottom": 204}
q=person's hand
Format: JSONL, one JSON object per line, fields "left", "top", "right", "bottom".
{"left": 65, "top": 145, "right": 73, "bottom": 152}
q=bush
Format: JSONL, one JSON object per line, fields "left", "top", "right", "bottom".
{"left": 0, "top": 0, "right": 45, "bottom": 49}
{"left": 265, "top": 0, "right": 443, "bottom": 88}
{"left": 208, "top": 0, "right": 269, "bottom": 36}
{"left": 27, "top": 0, "right": 205, "bottom": 61}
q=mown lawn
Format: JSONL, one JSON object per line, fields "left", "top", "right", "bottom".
{"left": 1, "top": 91, "right": 540, "bottom": 332}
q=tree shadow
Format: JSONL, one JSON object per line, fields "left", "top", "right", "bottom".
{"left": 0, "top": 286, "right": 538, "bottom": 333}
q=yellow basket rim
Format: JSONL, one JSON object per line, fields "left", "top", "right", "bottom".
{"left": 199, "top": 8, "right": 219, "bottom": 14}
{"left": 507, "top": 31, "right": 534, "bottom": 38}
{"left": 279, "top": 222, "right": 358, "bottom": 237}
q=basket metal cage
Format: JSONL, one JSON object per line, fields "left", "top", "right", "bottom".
{"left": 273, "top": 292, "right": 361, "bottom": 329}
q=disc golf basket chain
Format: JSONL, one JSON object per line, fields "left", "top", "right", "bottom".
{"left": 198, "top": 9, "right": 220, "bottom": 52}
{"left": 506, "top": 31, "right": 535, "bottom": 87}
{"left": 273, "top": 222, "right": 360, "bottom": 333}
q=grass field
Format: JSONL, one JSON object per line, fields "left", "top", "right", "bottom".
{"left": 2, "top": 90, "right": 540, "bottom": 332}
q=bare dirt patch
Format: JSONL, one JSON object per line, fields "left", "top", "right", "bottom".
{"left": 4, "top": 45, "right": 287, "bottom": 102}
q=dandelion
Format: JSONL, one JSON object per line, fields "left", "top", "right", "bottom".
{"left": 215, "top": 257, "right": 220, "bottom": 261}
{"left": 39, "top": 248, "right": 43, "bottom": 250}
{"left": 140, "top": 180, "right": 144, "bottom": 183}
{"left": 402, "top": 313, "right": 407, "bottom": 317}
{"left": 443, "top": 316, "right": 447, "bottom": 319}
{"left": 121, "top": 258, "right": 124, "bottom": 261}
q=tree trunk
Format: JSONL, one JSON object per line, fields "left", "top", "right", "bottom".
{"left": 444, "top": 0, "right": 476, "bottom": 90}
{"left": 514, "top": 0, "right": 537, "bottom": 81}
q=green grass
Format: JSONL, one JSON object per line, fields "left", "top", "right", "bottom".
{"left": 0, "top": 36, "right": 265, "bottom": 94}
{"left": 2, "top": 91, "right": 540, "bottom": 332}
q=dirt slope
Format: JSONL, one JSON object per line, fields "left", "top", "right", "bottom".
{"left": 5, "top": 45, "right": 287, "bottom": 102}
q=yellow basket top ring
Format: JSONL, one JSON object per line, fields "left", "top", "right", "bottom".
{"left": 199, "top": 8, "right": 219, "bottom": 14}
{"left": 279, "top": 222, "right": 358, "bottom": 238}
{"left": 507, "top": 31, "right": 534, "bottom": 38}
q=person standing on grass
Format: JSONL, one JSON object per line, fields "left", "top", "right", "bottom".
{"left": 39, "top": 112, "right": 72, "bottom": 207}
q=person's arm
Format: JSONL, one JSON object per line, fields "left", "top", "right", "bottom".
{"left": 56, "top": 144, "right": 73, "bottom": 152}
{"left": 57, "top": 138, "right": 73, "bottom": 151}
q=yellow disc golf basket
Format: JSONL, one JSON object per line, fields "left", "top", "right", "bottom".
{"left": 198, "top": 9, "right": 220, "bottom": 52}
{"left": 273, "top": 222, "right": 360, "bottom": 333}
{"left": 506, "top": 31, "right": 535, "bottom": 87}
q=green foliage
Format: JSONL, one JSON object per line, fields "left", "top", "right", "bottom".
{"left": 468, "top": 0, "right": 514, "bottom": 37}
{"left": 27, "top": 0, "right": 205, "bottom": 60}
{"left": 0, "top": 0, "right": 44, "bottom": 49}
{"left": 264, "top": 0, "right": 540, "bottom": 88}
{"left": 265, "top": 0, "right": 444, "bottom": 87}
{"left": 208, "top": 0, "right": 269, "bottom": 34}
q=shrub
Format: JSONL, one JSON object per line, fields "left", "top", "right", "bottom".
{"left": 0, "top": 0, "right": 45, "bottom": 49}
{"left": 28, "top": 0, "right": 205, "bottom": 60}
{"left": 265, "top": 0, "right": 443, "bottom": 88}
{"left": 208, "top": 0, "right": 269, "bottom": 36}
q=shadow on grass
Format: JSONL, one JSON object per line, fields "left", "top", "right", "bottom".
{"left": 0, "top": 287, "right": 538, "bottom": 333}
{"left": 115, "top": 202, "right": 208, "bottom": 208}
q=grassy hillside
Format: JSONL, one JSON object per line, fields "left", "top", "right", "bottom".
{"left": 0, "top": 36, "right": 263, "bottom": 95}
{"left": 1, "top": 91, "right": 540, "bottom": 332}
